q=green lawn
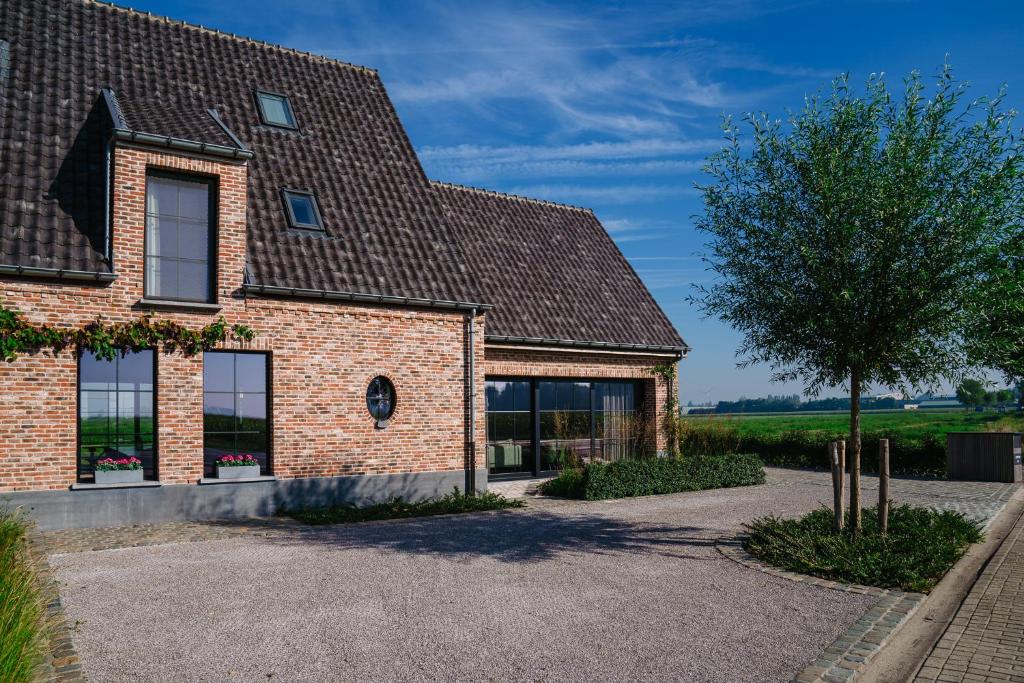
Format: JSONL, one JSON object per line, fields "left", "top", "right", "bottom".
{"left": 707, "top": 409, "right": 1023, "bottom": 439}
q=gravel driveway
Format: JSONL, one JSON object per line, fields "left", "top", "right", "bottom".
{"left": 50, "top": 469, "right": 943, "bottom": 683}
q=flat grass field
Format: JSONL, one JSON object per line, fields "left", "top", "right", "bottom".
{"left": 684, "top": 409, "right": 1023, "bottom": 439}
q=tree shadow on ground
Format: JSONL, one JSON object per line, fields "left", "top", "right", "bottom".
{"left": 244, "top": 508, "right": 724, "bottom": 564}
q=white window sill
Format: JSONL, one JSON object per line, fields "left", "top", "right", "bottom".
{"left": 136, "top": 298, "right": 222, "bottom": 312}
{"left": 198, "top": 475, "right": 277, "bottom": 485}
{"left": 70, "top": 481, "right": 163, "bottom": 491}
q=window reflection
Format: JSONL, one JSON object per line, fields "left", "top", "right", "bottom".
{"left": 203, "top": 352, "right": 270, "bottom": 476}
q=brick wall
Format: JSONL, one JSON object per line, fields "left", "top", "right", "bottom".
{"left": 0, "top": 146, "right": 485, "bottom": 491}
{"left": 482, "top": 346, "right": 678, "bottom": 455}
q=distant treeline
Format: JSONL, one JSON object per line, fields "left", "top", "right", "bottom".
{"left": 690, "top": 394, "right": 906, "bottom": 415}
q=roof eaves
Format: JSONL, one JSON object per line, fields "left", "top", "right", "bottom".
{"left": 485, "top": 334, "right": 690, "bottom": 356}
{"left": 113, "top": 129, "right": 255, "bottom": 161}
{"left": 241, "top": 282, "right": 492, "bottom": 313}
{"left": 0, "top": 263, "right": 116, "bottom": 281}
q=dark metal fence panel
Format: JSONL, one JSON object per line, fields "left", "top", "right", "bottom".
{"left": 946, "top": 432, "right": 1023, "bottom": 483}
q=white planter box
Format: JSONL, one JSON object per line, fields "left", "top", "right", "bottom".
{"left": 216, "top": 464, "right": 261, "bottom": 479}
{"left": 94, "top": 468, "right": 144, "bottom": 485}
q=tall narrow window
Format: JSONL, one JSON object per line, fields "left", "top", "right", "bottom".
{"left": 145, "top": 173, "right": 215, "bottom": 302}
{"left": 203, "top": 352, "right": 270, "bottom": 477}
{"left": 485, "top": 380, "right": 532, "bottom": 474}
{"left": 78, "top": 350, "right": 156, "bottom": 482}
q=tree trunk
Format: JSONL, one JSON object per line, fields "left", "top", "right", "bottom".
{"left": 849, "top": 371, "right": 863, "bottom": 537}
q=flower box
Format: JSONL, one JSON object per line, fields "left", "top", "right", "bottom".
{"left": 215, "top": 454, "right": 261, "bottom": 480}
{"left": 94, "top": 456, "right": 144, "bottom": 485}
{"left": 95, "top": 468, "right": 145, "bottom": 485}
{"left": 215, "top": 464, "right": 261, "bottom": 480}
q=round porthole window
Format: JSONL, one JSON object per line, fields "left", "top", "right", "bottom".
{"left": 366, "top": 376, "right": 396, "bottom": 427}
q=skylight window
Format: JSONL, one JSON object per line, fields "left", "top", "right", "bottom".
{"left": 282, "top": 189, "right": 324, "bottom": 230}
{"left": 256, "top": 90, "right": 297, "bottom": 129}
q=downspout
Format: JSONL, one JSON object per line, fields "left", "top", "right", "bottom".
{"left": 104, "top": 136, "right": 113, "bottom": 268}
{"left": 467, "top": 308, "right": 477, "bottom": 495}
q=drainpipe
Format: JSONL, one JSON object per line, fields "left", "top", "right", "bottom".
{"left": 104, "top": 136, "right": 113, "bottom": 267}
{"left": 467, "top": 308, "right": 477, "bottom": 495}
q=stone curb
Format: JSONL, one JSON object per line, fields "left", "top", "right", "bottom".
{"left": 27, "top": 534, "right": 87, "bottom": 683}
{"left": 716, "top": 539, "right": 926, "bottom": 683}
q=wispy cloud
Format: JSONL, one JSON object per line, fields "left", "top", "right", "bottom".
{"left": 508, "top": 184, "right": 691, "bottom": 204}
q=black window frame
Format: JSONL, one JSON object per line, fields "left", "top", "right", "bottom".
{"left": 485, "top": 375, "right": 646, "bottom": 478}
{"left": 281, "top": 189, "right": 325, "bottom": 231}
{"left": 366, "top": 376, "right": 397, "bottom": 423}
{"left": 255, "top": 89, "right": 298, "bottom": 130}
{"left": 143, "top": 169, "right": 219, "bottom": 304}
{"left": 76, "top": 348, "right": 159, "bottom": 483}
{"left": 202, "top": 350, "right": 273, "bottom": 478}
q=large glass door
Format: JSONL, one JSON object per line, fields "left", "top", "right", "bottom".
{"left": 484, "top": 380, "right": 533, "bottom": 475}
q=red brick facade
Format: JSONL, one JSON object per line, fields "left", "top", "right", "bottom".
{"left": 0, "top": 146, "right": 485, "bottom": 492}
{"left": 0, "top": 144, "right": 676, "bottom": 494}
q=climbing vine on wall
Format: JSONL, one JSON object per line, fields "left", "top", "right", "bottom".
{"left": 0, "top": 303, "right": 256, "bottom": 362}
{"left": 650, "top": 362, "right": 680, "bottom": 457}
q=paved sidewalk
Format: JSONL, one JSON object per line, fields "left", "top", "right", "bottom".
{"left": 914, "top": 506, "right": 1024, "bottom": 683}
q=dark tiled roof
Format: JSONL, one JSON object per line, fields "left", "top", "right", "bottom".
{"left": 435, "top": 182, "right": 686, "bottom": 350}
{"left": 0, "top": 0, "right": 684, "bottom": 350}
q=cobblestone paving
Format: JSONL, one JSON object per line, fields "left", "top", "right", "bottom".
{"left": 914, "top": 508, "right": 1024, "bottom": 683}
{"left": 487, "top": 476, "right": 554, "bottom": 499}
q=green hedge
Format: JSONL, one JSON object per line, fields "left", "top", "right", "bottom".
{"left": 541, "top": 453, "right": 766, "bottom": 500}
{"left": 677, "top": 421, "right": 946, "bottom": 477}
{"left": 736, "top": 431, "right": 945, "bottom": 477}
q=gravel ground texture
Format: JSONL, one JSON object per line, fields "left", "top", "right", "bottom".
{"left": 51, "top": 468, "right": 1006, "bottom": 683}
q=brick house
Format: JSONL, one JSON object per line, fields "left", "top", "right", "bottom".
{"left": 0, "top": 0, "right": 688, "bottom": 529}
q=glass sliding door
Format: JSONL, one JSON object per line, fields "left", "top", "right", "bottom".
{"left": 594, "top": 382, "right": 641, "bottom": 461}
{"left": 539, "top": 381, "right": 592, "bottom": 470}
{"left": 484, "top": 379, "right": 532, "bottom": 475}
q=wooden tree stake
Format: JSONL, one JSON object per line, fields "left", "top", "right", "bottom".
{"left": 879, "top": 438, "right": 890, "bottom": 535}
{"left": 830, "top": 442, "right": 844, "bottom": 531}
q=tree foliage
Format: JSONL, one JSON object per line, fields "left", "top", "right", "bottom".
{"left": 693, "top": 65, "right": 1024, "bottom": 532}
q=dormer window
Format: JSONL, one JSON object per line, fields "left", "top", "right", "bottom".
{"left": 282, "top": 189, "right": 324, "bottom": 230}
{"left": 255, "top": 90, "right": 297, "bottom": 129}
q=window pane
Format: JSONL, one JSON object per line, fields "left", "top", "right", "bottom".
{"left": 490, "top": 412, "right": 514, "bottom": 442}
{"left": 177, "top": 182, "right": 209, "bottom": 221}
{"left": 153, "top": 257, "right": 179, "bottom": 299}
{"left": 487, "top": 381, "right": 513, "bottom": 412}
{"left": 259, "top": 93, "right": 293, "bottom": 126}
{"left": 513, "top": 412, "right": 530, "bottom": 440}
{"left": 147, "top": 179, "right": 178, "bottom": 216}
{"left": 288, "top": 194, "right": 317, "bottom": 226}
{"left": 539, "top": 382, "right": 556, "bottom": 411}
{"left": 204, "top": 353, "right": 234, "bottom": 392}
{"left": 146, "top": 216, "right": 179, "bottom": 259}
{"left": 203, "top": 392, "right": 234, "bottom": 432}
{"left": 513, "top": 381, "right": 531, "bottom": 412}
{"left": 118, "top": 350, "right": 153, "bottom": 387}
{"left": 574, "top": 382, "right": 590, "bottom": 411}
{"left": 178, "top": 221, "right": 209, "bottom": 260}
{"left": 80, "top": 351, "right": 116, "bottom": 385}
{"left": 554, "top": 382, "right": 573, "bottom": 411}
{"left": 177, "top": 261, "right": 209, "bottom": 301}
{"left": 235, "top": 354, "right": 267, "bottom": 393}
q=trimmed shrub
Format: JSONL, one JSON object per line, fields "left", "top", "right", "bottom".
{"left": 540, "top": 453, "right": 766, "bottom": 500}
{"left": 744, "top": 504, "right": 982, "bottom": 592}
{"left": 284, "top": 489, "right": 523, "bottom": 525}
{"left": 0, "top": 509, "right": 46, "bottom": 683}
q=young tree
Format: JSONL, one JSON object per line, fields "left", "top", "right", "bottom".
{"left": 693, "top": 66, "right": 1024, "bottom": 535}
{"left": 956, "top": 379, "right": 988, "bottom": 409}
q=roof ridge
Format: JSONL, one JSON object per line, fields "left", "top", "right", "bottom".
{"left": 431, "top": 180, "right": 594, "bottom": 214}
{"left": 84, "top": 0, "right": 377, "bottom": 76}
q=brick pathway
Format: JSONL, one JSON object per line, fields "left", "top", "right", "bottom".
{"left": 914, "top": 508, "right": 1024, "bottom": 683}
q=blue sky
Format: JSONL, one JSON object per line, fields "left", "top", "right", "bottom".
{"left": 132, "top": 0, "right": 1024, "bottom": 402}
